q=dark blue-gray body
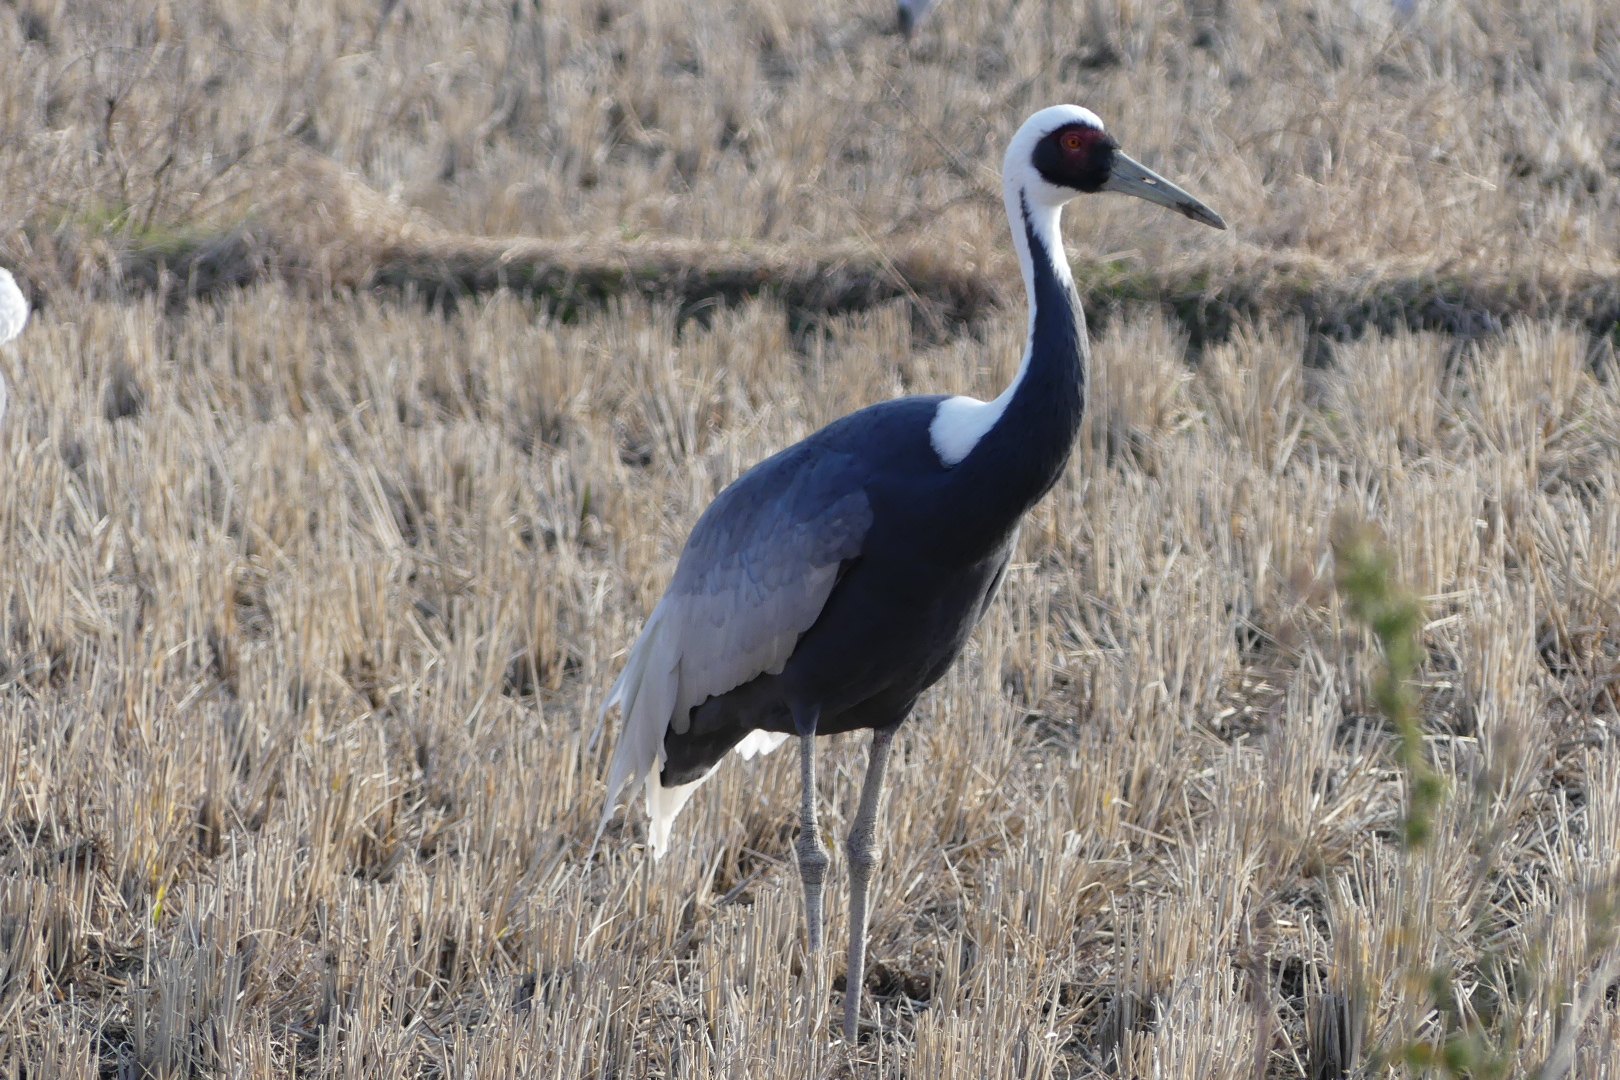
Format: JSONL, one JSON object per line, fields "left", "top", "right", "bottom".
{"left": 661, "top": 208, "right": 1085, "bottom": 784}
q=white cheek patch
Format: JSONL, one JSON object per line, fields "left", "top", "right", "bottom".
{"left": 930, "top": 394, "right": 1004, "bottom": 467}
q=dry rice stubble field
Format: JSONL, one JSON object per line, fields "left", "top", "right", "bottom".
{"left": 3, "top": 0, "right": 1620, "bottom": 286}
{"left": 2, "top": 289, "right": 1619, "bottom": 1076}
{"left": 1, "top": 0, "right": 1620, "bottom": 1076}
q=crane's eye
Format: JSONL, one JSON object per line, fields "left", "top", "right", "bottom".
{"left": 1061, "top": 131, "right": 1085, "bottom": 152}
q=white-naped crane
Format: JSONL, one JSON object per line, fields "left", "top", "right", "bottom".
{"left": 598, "top": 105, "right": 1225, "bottom": 1041}
{"left": 0, "top": 269, "right": 27, "bottom": 427}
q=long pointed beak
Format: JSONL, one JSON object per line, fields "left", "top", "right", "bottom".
{"left": 1102, "top": 152, "right": 1227, "bottom": 230}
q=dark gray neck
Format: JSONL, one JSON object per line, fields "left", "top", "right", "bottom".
{"left": 955, "top": 193, "right": 1088, "bottom": 523}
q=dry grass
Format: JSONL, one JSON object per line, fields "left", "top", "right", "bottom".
{"left": 1, "top": 0, "right": 1619, "bottom": 1077}
{"left": 2, "top": 290, "right": 1619, "bottom": 1077}
{"left": 4, "top": 0, "right": 1620, "bottom": 296}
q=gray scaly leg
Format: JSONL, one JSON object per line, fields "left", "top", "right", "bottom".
{"left": 843, "top": 726, "right": 896, "bottom": 1042}
{"left": 796, "top": 733, "right": 829, "bottom": 954}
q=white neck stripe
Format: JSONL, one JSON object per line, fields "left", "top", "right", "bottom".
{"left": 929, "top": 186, "right": 1071, "bottom": 467}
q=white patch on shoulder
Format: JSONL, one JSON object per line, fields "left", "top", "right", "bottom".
{"left": 929, "top": 395, "right": 1004, "bottom": 467}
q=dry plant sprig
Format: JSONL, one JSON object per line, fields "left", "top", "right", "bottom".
{"left": 1331, "top": 516, "right": 1525, "bottom": 1079}
{"left": 1332, "top": 514, "right": 1438, "bottom": 849}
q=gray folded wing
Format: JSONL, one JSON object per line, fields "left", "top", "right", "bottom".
{"left": 599, "top": 445, "right": 872, "bottom": 853}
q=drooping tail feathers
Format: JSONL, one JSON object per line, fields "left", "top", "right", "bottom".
{"left": 595, "top": 598, "right": 788, "bottom": 859}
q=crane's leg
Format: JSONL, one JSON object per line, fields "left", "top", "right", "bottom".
{"left": 843, "top": 725, "right": 896, "bottom": 1042}
{"left": 796, "top": 733, "right": 829, "bottom": 954}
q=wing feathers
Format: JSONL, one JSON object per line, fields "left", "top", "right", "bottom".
{"left": 599, "top": 448, "right": 872, "bottom": 857}
{"left": 598, "top": 598, "right": 679, "bottom": 837}
{"left": 734, "top": 730, "right": 790, "bottom": 758}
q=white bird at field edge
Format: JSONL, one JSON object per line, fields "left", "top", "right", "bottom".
{"left": 0, "top": 268, "right": 28, "bottom": 428}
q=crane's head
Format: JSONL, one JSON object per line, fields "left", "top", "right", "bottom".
{"left": 1005, "top": 105, "right": 1226, "bottom": 230}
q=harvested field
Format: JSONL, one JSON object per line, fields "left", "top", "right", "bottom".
{"left": 1, "top": 0, "right": 1619, "bottom": 1078}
